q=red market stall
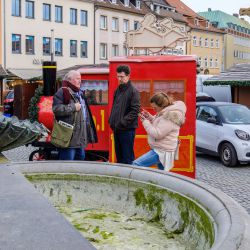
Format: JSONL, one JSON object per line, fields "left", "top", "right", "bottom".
{"left": 79, "top": 55, "right": 196, "bottom": 178}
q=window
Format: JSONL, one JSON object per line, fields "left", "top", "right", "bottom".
{"left": 12, "top": 34, "right": 21, "bottom": 53}
{"left": 80, "top": 41, "right": 88, "bottom": 58}
{"left": 209, "top": 58, "right": 213, "bottom": 67}
{"left": 112, "top": 44, "right": 119, "bottom": 56}
{"left": 26, "top": 1, "right": 34, "bottom": 18}
{"left": 133, "top": 81, "right": 151, "bottom": 107}
{"left": 100, "top": 43, "right": 107, "bottom": 59}
{"left": 134, "top": 21, "right": 140, "bottom": 30}
{"left": 193, "top": 36, "right": 197, "bottom": 46}
{"left": 199, "top": 37, "right": 203, "bottom": 47}
{"left": 215, "top": 39, "right": 219, "bottom": 48}
{"left": 210, "top": 39, "right": 214, "bottom": 48}
{"left": 25, "top": 35, "right": 34, "bottom": 54}
{"left": 206, "top": 21, "right": 209, "bottom": 28}
{"left": 204, "top": 57, "right": 208, "bottom": 67}
{"left": 43, "top": 37, "right": 51, "bottom": 55}
{"left": 12, "top": 0, "right": 21, "bottom": 16}
{"left": 81, "top": 80, "right": 108, "bottom": 105}
{"left": 154, "top": 80, "right": 185, "bottom": 102}
{"left": 123, "top": 19, "right": 129, "bottom": 32}
{"left": 123, "top": 46, "right": 128, "bottom": 56}
{"left": 100, "top": 15, "right": 107, "bottom": 29}
{"left": 205, "top": 38, "right": 208, "bottom": 47}
{"left": 197, "top": 106, "right": 218, "bottom": 122}
{"left": 111, "top": 0, "right": 117, "bottom": 3}
{"left": 55, "top": 38, "right": 63, "bottom": 56}
{"left": 70, "top": 40, "right": 77, "bottom": 57}
{"left": 80, "top": 10, "right": 88, "bottom": 26}
{"left": 112, "top": 17, "right": 119, "bottom": 31}
{"left": 43, "top": 4, "right": 51, "bottom": 21}
{"left": 124, "top": 0, "right": 129, "bottom": 7}
{"left": 136, "top": 0, "right": 141, "bottom": 9}
{"left": 70, "top": 8, "right": 77, "bottom": 25}
{"left": 215, "top": 58, "right": 218, "bottom": 68}
{"left": 194, "top": 19, "right": 199, "bottom": 26}
{"left": 198, "top": 57, "right": 202, "bottom": 67}
{"left": 55, "top": 6, "right": 63, "bottom": 23}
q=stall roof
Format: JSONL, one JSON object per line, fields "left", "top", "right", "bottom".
{"left": 7, "top": 68, "right": 42, "bottom": 80}
{"left": 204, "top": 63, "right": 250, "bottom": 86}
{"left": 57, "top": 64, "right": 109, "bottom": 79}
{"left": 110, "top": 55, "right": 197, "bottom": 62}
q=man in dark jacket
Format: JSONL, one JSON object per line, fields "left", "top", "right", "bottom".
{"left": 109, "top": 65, "right": 140, "bottom": 164}
{"left": 52, "top": 70, "right": 97, "bottom": 160}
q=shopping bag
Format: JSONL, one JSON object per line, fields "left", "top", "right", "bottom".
{"left": 50, "top": 120, "right": 74, "bottom": 148}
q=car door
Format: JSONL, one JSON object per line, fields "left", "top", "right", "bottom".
{"left": 196, "top": 105, "right": 220, "bottom": 152}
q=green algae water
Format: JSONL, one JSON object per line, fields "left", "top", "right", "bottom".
{"left": 57, "top": 206, "right": 185, "bottom": 250}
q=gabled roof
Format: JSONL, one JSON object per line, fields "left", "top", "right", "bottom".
{"left": 204, "top": 63, "right": 250, "bottom": 86}
{"left": 165, "top": 0, "right": 204, "bottom": 19}
{"left": 198, "top": 10, "right": 250, "bottom": 29}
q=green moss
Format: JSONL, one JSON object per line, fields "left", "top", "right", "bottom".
{"left": 73, "top": 223, "right": 90, "bottom": 232}
{"left": 92, "top": 226, "right": 100, "bottom": 234}
{"left": 66, "top": 194, "right": 72, "bottom": 204}
{"left": 133, "top": 188, "right": 163, "bottom": 222}
{"left": 100, "top": 231, "right": 114, "bottom": 240}
{"left": 85, "top": 213, "right": 107, "bottom": 220}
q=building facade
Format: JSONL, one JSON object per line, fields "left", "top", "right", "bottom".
{"left": 199, "top": 9, "right": 250, "bottom": 70}
{"left": 166, "top": 0, "right": 225, "bottom": 75}
{"left": 4, "top": 0, "right": 94, "bottom": 72}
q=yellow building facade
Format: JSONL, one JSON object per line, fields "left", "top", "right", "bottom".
{"left": 187, "top": 29, "right": 224, "bottom": 75}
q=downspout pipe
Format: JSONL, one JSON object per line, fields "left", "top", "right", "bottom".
{"left": 94, "top": 5, "right": 99, "bottom": 65}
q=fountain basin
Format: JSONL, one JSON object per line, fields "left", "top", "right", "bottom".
{"left": 1, "top": 161, "right": 250, "bottom": 250}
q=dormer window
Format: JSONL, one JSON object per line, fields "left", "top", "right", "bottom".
{"left": 124, "top": 0, "right": 129, "bottom": 7}
{"left": 136, "top": 0, "right": 141, "bottom": 9}
{"left": 206, "top": 21, "right": 209, "bottom": 28}
{"left": 194, "top": 19, "right": 199, "bottom": 26}
{"left": 111, "top": 0, "right": 117, "bottom": 4}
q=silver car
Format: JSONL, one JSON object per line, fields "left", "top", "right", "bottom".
{"left": 196, "top": 102, "right": 250, "bottom": 167}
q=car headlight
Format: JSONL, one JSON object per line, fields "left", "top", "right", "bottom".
{"left": 235, "top": 129, "right": 250, "bottom": 141}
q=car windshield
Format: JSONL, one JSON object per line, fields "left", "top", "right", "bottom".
{"left": 219, "top": 105, "right": 250, "bottom": 124}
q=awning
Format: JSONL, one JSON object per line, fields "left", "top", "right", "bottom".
{"left": 0, "top": 65, "right": 8, "bottom": 77}
{"left": 7, "top": 68, "right": 42, "bottom": 80}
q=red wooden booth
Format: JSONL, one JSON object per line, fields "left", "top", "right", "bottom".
{"left": 79, "top": 56, "right": 196, "bottom": 178}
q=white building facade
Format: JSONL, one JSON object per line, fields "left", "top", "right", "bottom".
{"left": 3, "top": 0, "right": 94, "bottom": 71}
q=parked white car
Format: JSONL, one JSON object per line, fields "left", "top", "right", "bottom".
{"left": 196, "top": 102, "right": 250, "bottom": 167}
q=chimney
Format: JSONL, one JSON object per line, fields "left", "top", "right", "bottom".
{"left": 208, "top": 8, "right": 211, "bottom": 12}
{"left": 233, "top": 13, "right": 239, "bottom": 18}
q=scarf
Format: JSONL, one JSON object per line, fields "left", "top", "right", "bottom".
{"left": 61, "top": 80, "right": 80, "bottom": 104}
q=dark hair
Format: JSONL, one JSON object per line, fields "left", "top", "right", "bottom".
{"left": 116, "top": 65, "right": 130, "bottom": 75}
{"left": 150, "top": 92, "right": 173, "bottom": 108}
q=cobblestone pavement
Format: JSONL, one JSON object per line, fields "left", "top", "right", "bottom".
{"left": 2, "top": 146, "right": 250, "bottom": 214}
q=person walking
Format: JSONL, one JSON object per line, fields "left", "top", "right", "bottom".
{"left": 109, "top": 65, "right": 140, "bottom": 164}
{"left": 133, "top": 92, "right": 186, "bottom": 171}
{"left": 52, "top": 70, "right": 97, "bottom": 160}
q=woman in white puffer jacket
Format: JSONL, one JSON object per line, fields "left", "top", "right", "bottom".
{"left": 133, "top": 92, "right": 186, "bottom": 171}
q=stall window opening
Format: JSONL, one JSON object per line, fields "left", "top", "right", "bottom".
{"left": 81, "top": 80, "right": 108, "bottom": 105}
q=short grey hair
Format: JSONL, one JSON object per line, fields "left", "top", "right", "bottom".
{"left": 63, "top": 70, "right": 80, "bottom": 81}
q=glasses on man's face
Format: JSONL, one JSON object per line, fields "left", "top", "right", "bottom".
{"left": 117, "top": 74, "right": 127, "bottom": 79}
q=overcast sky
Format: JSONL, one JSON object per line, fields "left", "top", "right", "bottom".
{"left": 181, "top": 0, "right": 250, "bottom": 22}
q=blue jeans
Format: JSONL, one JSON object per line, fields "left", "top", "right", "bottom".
{"left": 59, "top": 148, "right": 85, "bottom": 160}
{"left": 133, "top": 149, "right": 164, "bottom": 170}
{"left": 114, "top": 130, "right": 135, "bottom": 164}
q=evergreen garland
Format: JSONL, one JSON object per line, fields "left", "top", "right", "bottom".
{"left": 28, "top": 86, "right": 44, "bottom": 122}
{"left": 204, "top": 80, "right": 250, "bottom": 86}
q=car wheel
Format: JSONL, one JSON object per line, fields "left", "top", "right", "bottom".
{"left": 29, "top": 150, "right": 47, "bottom": 161}
{"left": 219, "top": 143, "right": 238, "bottom": 167}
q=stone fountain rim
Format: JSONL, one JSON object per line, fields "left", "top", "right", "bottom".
{"left": 6, "top": 161, "right": 250, "bottom": 250}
